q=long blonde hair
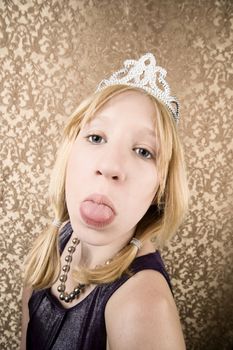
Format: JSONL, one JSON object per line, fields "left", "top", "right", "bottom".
{"left": 24, "top": 85, "right": 189, "bottom": 289}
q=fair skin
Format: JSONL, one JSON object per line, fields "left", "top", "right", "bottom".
{"left": 65, "top": 90, "right": 159, "bottom": 268}
{"left": 20, "top": 91, "right": 186, "bottom": 349}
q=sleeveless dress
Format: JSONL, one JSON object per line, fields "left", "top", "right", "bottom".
{"left": 26, "top": 221, "right": 172, "bottom": 350}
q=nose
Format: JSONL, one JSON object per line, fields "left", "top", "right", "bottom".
{"left": 95, "top": 149, "right": 127, "bottom": 182}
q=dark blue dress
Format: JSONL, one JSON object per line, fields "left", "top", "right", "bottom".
{"left": 26, "top": 222, "right": 172, "bottom": 350}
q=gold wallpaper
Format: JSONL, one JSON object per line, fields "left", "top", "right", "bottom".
{"left": 0, "top": 0, "right": 233, "bottom": 349}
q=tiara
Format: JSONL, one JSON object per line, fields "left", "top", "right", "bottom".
{"left": 96, "top": 53, "right": 179, "bottom": 123}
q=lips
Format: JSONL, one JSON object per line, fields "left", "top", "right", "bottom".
{"left": 79, "top": 193, "right": 116, "bottom": 228}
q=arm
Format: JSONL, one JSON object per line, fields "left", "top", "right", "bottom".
{"left": 20, "top": 286, "right": 32, "bottom": 350}
{"left": 105, "top": 270, "right": 186, "bottom": 350}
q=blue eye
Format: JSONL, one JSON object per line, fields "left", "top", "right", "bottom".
{"left": 135, "top": 148, "right": 153, "bottom": 159}
{"left": 87, "top": 134, "right": 105, "bottom": 144}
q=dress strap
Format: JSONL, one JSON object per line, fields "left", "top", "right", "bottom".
{"left": 58, "top": 221, "right": 73, "bottom": 254}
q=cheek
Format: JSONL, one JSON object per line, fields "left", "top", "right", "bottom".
{"left": 66, "top": 145, "right": 90, "bottom": 183}
{"left": 65, "top": 144, "right": 97, "bottom": 212}
{"left": 128, "top": 168, "right": 159, "bottom": 217}
{"left": 134, "top": 166, "right": 159, "bottom": 198}
{"left": 65, "top": 149, "right": 84, "bottom": 199}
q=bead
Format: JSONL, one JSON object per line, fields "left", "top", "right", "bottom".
{"left": 65, "top": 255, "right": 72, "bottom": 262}
{"left": 72, "top": 238, "right": 78, "bottom": 245}
{"left": 68, "top": 246, "right": 75, "bottom": 253}
{"left": 64, "top": 295, "right": 70, "bottom": 303}
{"left": 62, "top": 265, "right": 70, "bottom": 272}
{"left": 59, "top": 292, "right": 65, "bottom": 300}
{"left": 74, "top": 287, "right": 81, "bottom": 295}
{"left": 79, "top": 283, "right": 85, "bottom": 289}
{"left": 59, "top": 274, "right": 67, "bottom": 282}
{"left": 69, "top": 292, "right": 75, "bottom": 300}
{"left": 57, "top": 284, "right": 65, "bottom": 292}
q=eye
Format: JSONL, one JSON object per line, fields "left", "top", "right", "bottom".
{"left": 86, "top": 134, "right": 105, "bottom": 144}
{"left": 134, "top": 147, "right": 154, "bottom": 159}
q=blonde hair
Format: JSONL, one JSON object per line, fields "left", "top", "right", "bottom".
{"left": 24, "top": 85, "right": 189, "bottom": 289}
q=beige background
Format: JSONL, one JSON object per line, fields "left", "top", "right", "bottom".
{"left": 0, "top": 0, "right": 233, "bottom": 349}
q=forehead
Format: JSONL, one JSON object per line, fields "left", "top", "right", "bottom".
{"left": 80, "top": 91, "right": 160, "bottom": 148}
{"left": 85, "top": 90, "right": 158, "bottom": 129}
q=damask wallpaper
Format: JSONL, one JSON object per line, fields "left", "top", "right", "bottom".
{"left": 0, "top": 0, "right": 232, "bottom": 349}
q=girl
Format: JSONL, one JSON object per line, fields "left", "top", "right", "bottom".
{"left": 20, "top": 53, "right": 188, "bottom": 349}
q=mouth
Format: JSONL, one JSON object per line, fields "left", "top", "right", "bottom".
{"left": 83, "top": 193, "right": 116, "bottom": 214}
{"left": 79, "top": 193, "right": 116, "bottom": 228}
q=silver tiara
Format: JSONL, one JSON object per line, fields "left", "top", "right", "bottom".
{"left": 96, "top": 53, "right": 179, "bottom": 123}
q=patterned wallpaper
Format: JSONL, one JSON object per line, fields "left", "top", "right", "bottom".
{"left": 0, "top": 0, "right": 233, "bottom": 349}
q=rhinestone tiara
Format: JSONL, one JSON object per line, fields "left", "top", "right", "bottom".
{"left": 96, "top": 53, "right": 179, "bottom": 123}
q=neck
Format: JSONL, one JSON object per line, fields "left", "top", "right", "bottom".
{"left": 70, "top": 233, "right": 156, "bottom": 270}
{"left": 72, "top": 231, "right": 134, "bottom": 269}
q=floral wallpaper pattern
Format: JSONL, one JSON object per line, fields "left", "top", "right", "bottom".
{"left": 0, "top": 0, "right": 232, "bottom": 349}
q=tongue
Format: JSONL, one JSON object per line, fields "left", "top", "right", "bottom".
{"left": 80, "top": 201, "right": 114, "bottom": 223}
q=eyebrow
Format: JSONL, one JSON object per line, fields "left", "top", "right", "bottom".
{"left": 139, "top": 127, "right": 157, "bottom": 141}
{"left": 86, "top": 115, "right": 158, "bottom": 144}
{"left": 135, "top": 127, "right": 159, "bottom": 148}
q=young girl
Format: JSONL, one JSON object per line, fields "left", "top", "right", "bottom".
{"left": 20, "top": 53, "right": 188, "bottom": 350}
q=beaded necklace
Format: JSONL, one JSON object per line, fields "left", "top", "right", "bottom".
{"left": 57, "top": 237, "right": 112, "bottom": 303}
{"left": 55, "top": 226, "right": 142, "bottom": 303}
{"left": 57, "top": 237, "right": 84, "bottom": 303}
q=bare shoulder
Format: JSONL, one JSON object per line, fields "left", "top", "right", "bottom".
{"left": 105, "top": 270, "right": 186, "bottom": 350}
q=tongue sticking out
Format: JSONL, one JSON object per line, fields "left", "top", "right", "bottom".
{"left": 80, "top": 200, "right": 115, "bottom": 226}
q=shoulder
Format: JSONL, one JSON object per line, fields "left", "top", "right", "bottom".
{"left": 105, "top": 269, "right": 186, "bottom": 350}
